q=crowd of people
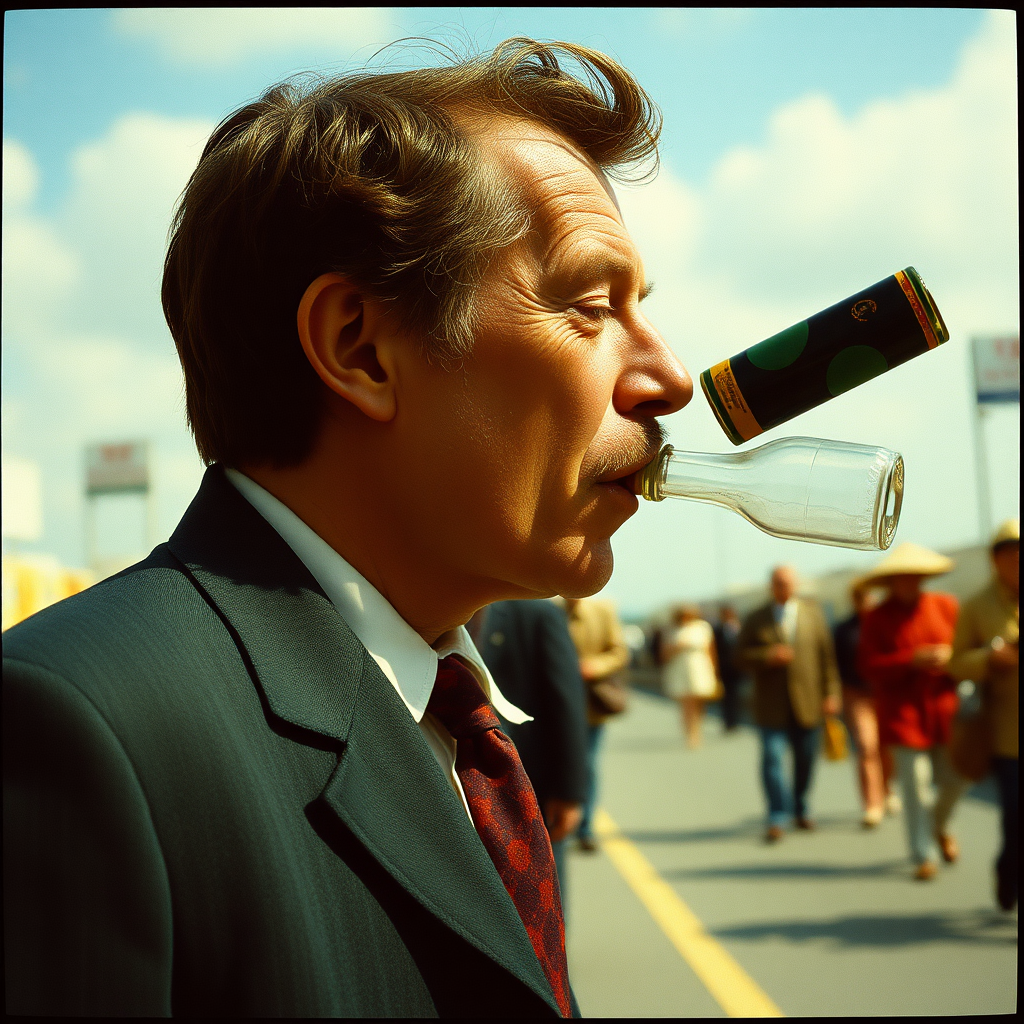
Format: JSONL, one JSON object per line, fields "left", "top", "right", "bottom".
{"left": 649, "top": 520, "right": 1018, "bottom": 910}
{"left": 477, "top": 518, "right": 1018, "bottom": 916}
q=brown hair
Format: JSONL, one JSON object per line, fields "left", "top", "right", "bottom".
{"left": 162, "top": 38, "right": 662, "bottom": 468}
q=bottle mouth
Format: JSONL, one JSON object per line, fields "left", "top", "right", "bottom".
{"left": 876, "top": 454, "right": 904, "bottom": 550}
{"left": 638, "top": 444, "right": 673, "bottom": 501}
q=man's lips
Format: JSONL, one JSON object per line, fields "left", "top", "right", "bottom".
{"left": 595, "top": 453, "right": 661, "bottom": 496}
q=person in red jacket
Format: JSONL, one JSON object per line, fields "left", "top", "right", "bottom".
{"left": 859, "top": 543, "right": 969, "bottom": 881}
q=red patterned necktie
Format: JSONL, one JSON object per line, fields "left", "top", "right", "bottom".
{"left": 428, "top": 655, "right": 572, "bottom": 1018}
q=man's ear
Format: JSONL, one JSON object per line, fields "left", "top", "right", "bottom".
{"left": 297, "top": 273, "right": 398, "bottom": 423}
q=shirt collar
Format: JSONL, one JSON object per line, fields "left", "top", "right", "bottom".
{"left": 225, "top": 469, "right": 530, "bottom": 726}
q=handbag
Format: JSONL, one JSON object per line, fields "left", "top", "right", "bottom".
{"left": 822, "top": 715, "right": 848, "bottom": 761}
{"left": 587, "top": 675, "right": 629, "bottom": 717}
{"left": 949, "top": 706, "right": 992, "bottom": 783}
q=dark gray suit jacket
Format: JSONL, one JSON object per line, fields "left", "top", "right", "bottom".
{"left": 3, "top": 466, "right": 571, "bottom": 1017}
{"left": 476, "top": 601, "right": 588, "bottom": 808}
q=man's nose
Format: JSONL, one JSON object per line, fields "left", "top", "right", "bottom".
{"left": 613, "top": 319, "right": 693, "bottom": 418}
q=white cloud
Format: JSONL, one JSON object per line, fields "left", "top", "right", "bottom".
{"left": 62, "top": 113, "right": 215, "bottom": 342}
{"left": 112, "top": 7, "right": 397, "bottom": 66}
{"left": 32, "top": 335, "right": 185, "bottom": 438}
{"left": 2, "top": 220, "right": 82, "bottom": 328}
{"left": 5, "top": 114, "right": 212, "bottom": 345}
{"left": 3, "top": 139, "right": 39, "bottom": 210}
{"left": 3, "top": 141, "right": 82, "bottom": 337}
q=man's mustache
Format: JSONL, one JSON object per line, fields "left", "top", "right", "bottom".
{"left": 588, "top": 418, "right": 668, "bottom": 482}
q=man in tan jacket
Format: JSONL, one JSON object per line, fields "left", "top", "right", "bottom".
{"left": 949, "top": 518, "right": 1018, "bottom": 911}
{"left": 738, "top": 565, "right": 842, "bottom": 842}
{"left": 561, "top": 598, "right": 630, "bottom": 852}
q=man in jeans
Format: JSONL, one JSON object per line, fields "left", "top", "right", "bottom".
{"left": 738, "top": 566, "right": 842, "bottom": 843}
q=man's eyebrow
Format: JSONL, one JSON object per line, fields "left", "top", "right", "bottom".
{"left": 547, "top": 250, "right": 654, "bottom": 301}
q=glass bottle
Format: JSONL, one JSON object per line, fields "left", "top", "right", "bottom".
{"left": 637, "top": 436, "right": 904, "bottom": 551}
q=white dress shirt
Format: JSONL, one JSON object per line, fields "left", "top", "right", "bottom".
{"left": 772, "top": 598, "right": 800, "bottom": 645}
{"left": 225, "top": 469, "right": 531, "bottom": 822}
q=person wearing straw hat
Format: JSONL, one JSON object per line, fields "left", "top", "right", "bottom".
{"left": 949, "top": 519, "right": 1019, "bottom": 911}
{"left": 858, "top": 542, "right": 967, "bottom": 881}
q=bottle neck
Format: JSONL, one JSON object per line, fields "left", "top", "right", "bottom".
{"left": 645, "top": 446, "right": 748, "bottom": 507}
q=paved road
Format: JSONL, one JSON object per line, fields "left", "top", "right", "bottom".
{"left": 563, "top": 690, "right": 1017, "bottom": 1017}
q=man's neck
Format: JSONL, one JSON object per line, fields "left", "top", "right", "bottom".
{"left": 239, "top": 457, "right": 527, "bottom": 646}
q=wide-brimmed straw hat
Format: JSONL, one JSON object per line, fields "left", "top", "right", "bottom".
{"left": 860, "top": 542, "right": 954, "bottom": 583}
{"left": 992, "top": 518, "right": 1019, "bottom": 550}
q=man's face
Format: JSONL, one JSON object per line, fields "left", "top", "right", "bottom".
{"left": 770, "top": 567, "right": 797, "bottom": 604}
{"left": 392, "top": 120, "right": 691, "bottom": 601}
{"left": 887, "top": 574, "right": 924, "bottom": 605}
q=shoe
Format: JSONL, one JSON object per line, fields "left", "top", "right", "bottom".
{"left": 885, "top": 792, "right": 902, "bottom": 815}
{"left": 765, "top": 825, "right": 784, "bottom": 844}
{"left": 578, "top": 836, "right": 598, "bottom": 853}
{"left": 936, "top": 833, "right": 959, "bottom": 864}
{"left": 862, "top": 807, "right": 884, "bottom": 828}
{"left": 795, "top": 817, "right": 815, "bottom": 831}
{"left": 914, "top": 861, "right": 938, "bottom": 881}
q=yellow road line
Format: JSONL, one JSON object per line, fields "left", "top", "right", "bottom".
{"left": 594, "top": 807, "right": 784, "bottom": 1018}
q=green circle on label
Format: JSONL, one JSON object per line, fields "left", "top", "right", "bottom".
{"left": 747, "top": 320, "right": 809, "bottom": 370}
{"left": 826, "top": 345, "right": 889, "bottom": 396}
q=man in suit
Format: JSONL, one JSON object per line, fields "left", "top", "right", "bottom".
{"left": 470, "top": 601, "right": 589, "bottom": 892}
{"left": 3, "top": 39, "right": 691, "bottom": 1017}
{"left": 737, "top": 565, "right": 842, "bottom": 843}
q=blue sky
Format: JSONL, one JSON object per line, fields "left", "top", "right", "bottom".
{"left": 2, "top": 8, "right": 1018, "bottom": 616}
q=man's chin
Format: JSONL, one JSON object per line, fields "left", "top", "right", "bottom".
{"left": 549, "top": 537, "right": 615, "bottom": 599}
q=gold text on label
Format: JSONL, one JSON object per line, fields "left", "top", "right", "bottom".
{"left": 851, "top": 299, "right": 877, "bottom": 322}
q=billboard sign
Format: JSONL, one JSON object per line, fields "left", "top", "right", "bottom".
{"left": 972, "top": 335, "right": 1019, "bottom": 404}
{"left": 86, "top": 441, "right": 149, "bottom": 495}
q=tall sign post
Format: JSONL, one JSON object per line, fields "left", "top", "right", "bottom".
{"left": 970, "top": 336, "right": 1020, "bottom": 543}
{"left": 84, "top": 441, "right": 154, "bottom": 572}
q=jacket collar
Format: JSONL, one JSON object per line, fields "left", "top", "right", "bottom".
{"left": 167, "top": 466, "right": 556, "bottom": 1012}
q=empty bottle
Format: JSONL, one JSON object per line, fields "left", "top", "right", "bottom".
{"left": 637, "top": 436, "right": 904, "bottom": 551}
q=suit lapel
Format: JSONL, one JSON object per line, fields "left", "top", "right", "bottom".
{"left": 323, "top": 673, "right": 554, "bottom": 1007}
{"left": 167, "top": 467, "right": 555, "bottom": 1011}
{"left": 762, "top": 606, "right": 784, "bottom": 645}
{"left": 792, "top": 599, "right": 806, "bottom": 649}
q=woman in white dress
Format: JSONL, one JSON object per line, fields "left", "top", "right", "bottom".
{"left": 663, "top": 604, "right": 721, "bottom": 748}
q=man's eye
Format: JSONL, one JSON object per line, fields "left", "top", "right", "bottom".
{"left": 572, "top": 305, "right": 614, "bottom": 322}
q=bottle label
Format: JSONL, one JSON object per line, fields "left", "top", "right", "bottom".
{"left": 703, "top": 359, "right": 763, "bottom": 443}
{"left": 894, "top": 270, "right": 940, "bottom": 349}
